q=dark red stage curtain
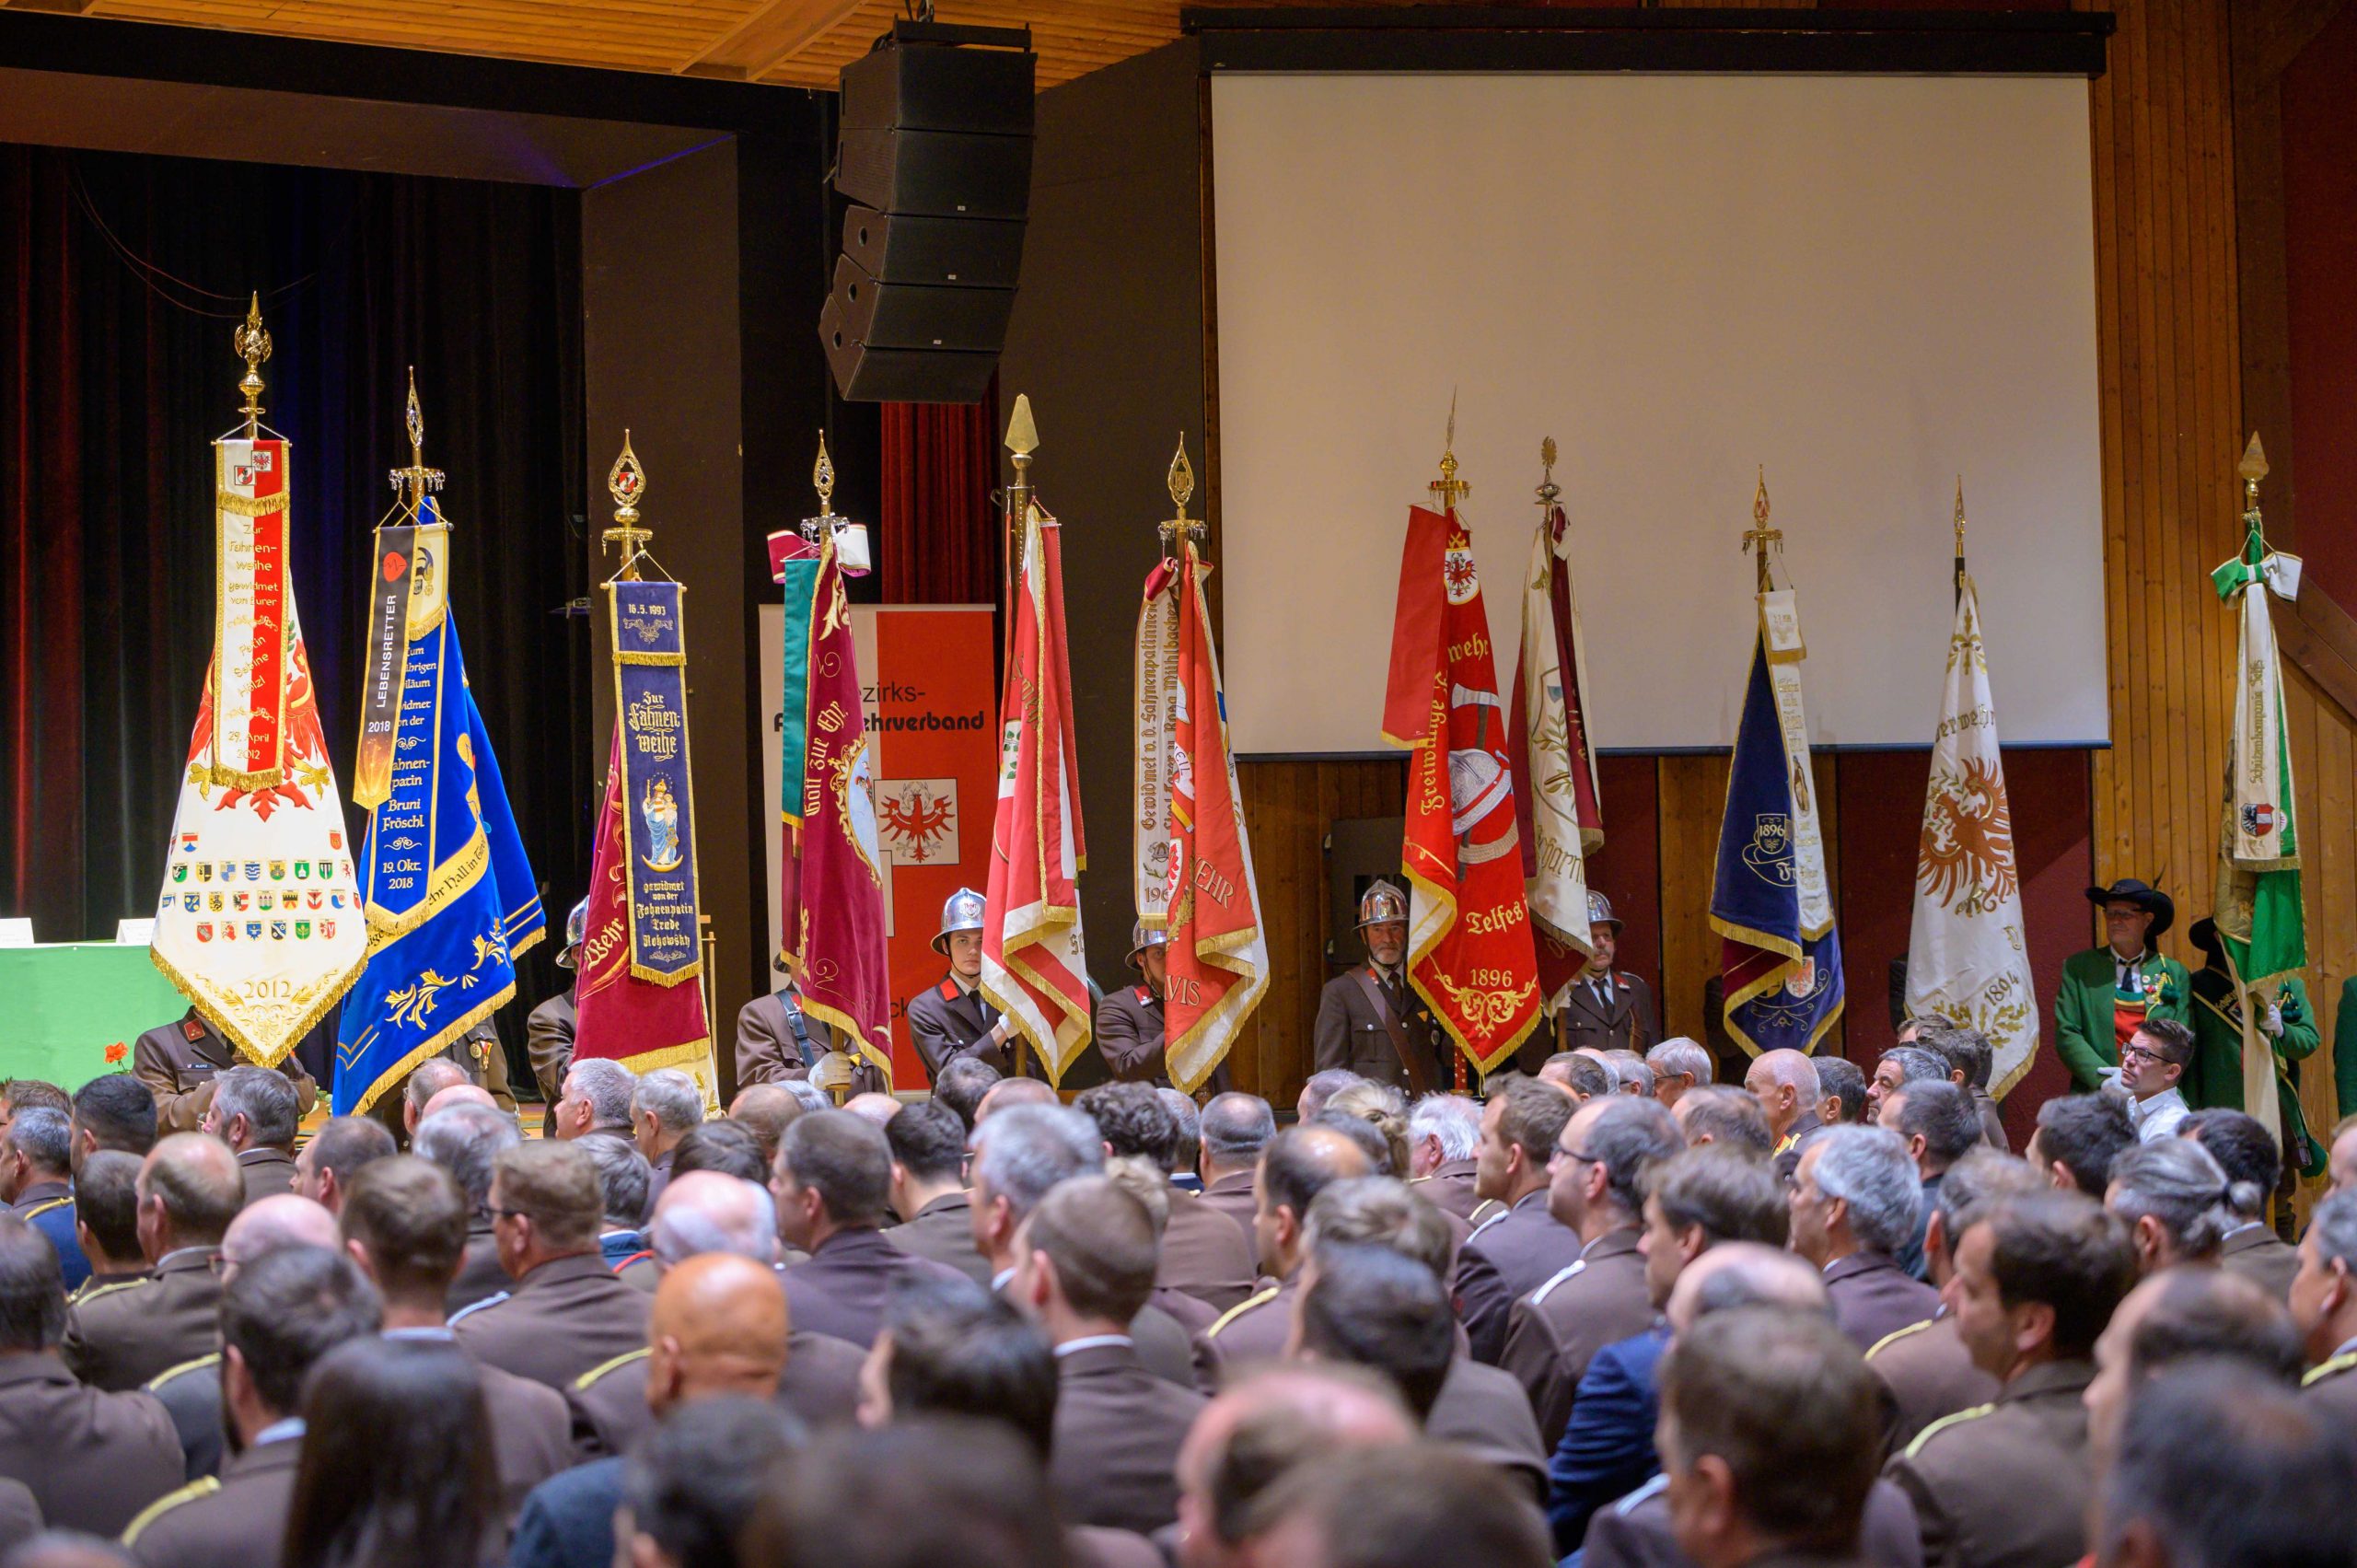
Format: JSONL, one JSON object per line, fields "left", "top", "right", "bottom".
{"left": 879, "top": 397, "right": 999, "bottom": 606}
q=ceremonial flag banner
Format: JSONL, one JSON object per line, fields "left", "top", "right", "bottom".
{"left": 1382, "top": 504, "right": 1542, "bottom": 1075}
{"left": 981, "top": 495, "right": 1093, "bottom": 1081}
{"left": 2212, "top": 440, "right": 2304, "bottom": 1131}
{"left": 151, "top": 431, "right": 367, "bottom": 1063}
{"left": 780, "top": 532, "right": 894, "bottom": 1081}
{"left": 769, "top": 529, "right": 825, "bottom": 958}
{"left": 1144, "top": 541, "right": 1270, "bottom": 1092}
{"left": 575, "top": 578, "right": 714, "bottom": 1090}
{"left": 334, "top": 494, "right": 545, "bottom": 1114}
{"left": 1508, "top": 490, "right": 1604, "bottom": 1009}
{"left": 1906, "top": 570, "right": 2038, "bottom": 1095}
{"left": 1712, "top": 588, "right": 1845, "bottom": 1054}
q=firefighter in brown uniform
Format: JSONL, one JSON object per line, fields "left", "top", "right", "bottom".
{"left": 1312, "top": 884, "right": 1445, "bottom": 1094}
{"left": 131, "top": 1009, "right": 317, "bottom": 1136}
{"left": 1551, "top": 891, "right": 1659, "bottom": 1059}
{"left": 906, "top": 889, "right": 1019, "bottom": 1082}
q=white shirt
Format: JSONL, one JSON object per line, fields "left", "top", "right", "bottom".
{"left": 1051, "top": 1334, "right": 1134, "bottom": 1358}
{"left": 2131, "top": 1086, "right": 2190, "bottom": 1143}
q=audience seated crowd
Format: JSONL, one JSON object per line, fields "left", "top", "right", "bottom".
{"left": 4, "top": 1026, "right": 2357, "bottom": 1568}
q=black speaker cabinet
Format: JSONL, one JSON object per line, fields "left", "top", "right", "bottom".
{"left": 843, "top": 205, "right": 1027, "bottom": 289}
{"left": 830, "top": 256, "right": 1016, "bottom": 352}
{"left": 820, "top": 292, "right": 999, "bottom": 404}
{"left": 840, "top": 37, "right": 1035, "bottom": 134}
{"left": 836, "top": 127, "right": 1032, "bottom": 220}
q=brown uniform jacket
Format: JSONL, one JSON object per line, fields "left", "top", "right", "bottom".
{"left": 2219, "top": 1224, "right": 2300, "bottom": 1301}
{"left": 1498, "top": 1226, "right": 1652, "bottom": 1449}
{"left": 449, "top": 1214, "right": 510, "bottom": 1317}
{"left": 737, "top": 990, "right": 886, "bottom": 1097}
{"left": 782, "top": 1226, "right": 969, "bottom": 1350}
{"left": 907, "top": 976, "right": 1015, "bottom": 1083}
{"left": 567, "top": 1328, "right": 868, "bottom": 1460}
{"left": 2300, "top": 1351, "right": 2357, "bottom": 1429}
{"left": 132, "top": 1011, "right": 317, "bottom": 1136}
{"left": 525, "top": 989, "right": 576, "bottom": 1135}
{"left": 1157, "top": 1188, "right": 1260, "bottom": 1313}
{"left": 1584, "top": 1477, "right": 1922, "bottom": 1568}
{"left": 1190, "top": 1276, "right": 1297, "bottom": 1392}
{"left": 1825, "top": 1251, "right": 1941, "bottom": 1353}
{"left": 886, "top": 1191, "right": 994, "bottom": 1287}
{"left": 1426, "top": 1355, "right": 1548, "bottom": 1498}
{"left": 0, "top": 1353, "right": 183, "bottom": 1537}
{"left": 0, "top": 1478, "right": 34, "bottom": 1557}
{"left": 1049, "top": 1340, "right": 1207, "bottom": 1536}
{"left": 1883, "top": 1359, "right": 2096, "bottom": 1568}
{"left": 64, "top": 1248, "right": 224, "bottom": 1393}
{"left": 1312, "top": 965, "right": 1442, "bottom": 1091}
{"left": 1867, "top": 1313, "right": 1998, "bottom": 1455}
{"left": 1553, "top": 974, "right": 1661, "bottom": 1060}
{"left": 1454, "top": 1190, "right": 1586, "bottom": 1366}
{"left": 123, "top": 1432, "right": 301, "bottom": 1568}
{"left": 1097, "top": 983, "right": 1169, "bottom": 1086}
{"left": 236, "top": 1147, "right": 297, "bottom": 1203}
{"left": 449, "top": 1251, "right": 652, "bottom": 1393}
{"left": 1412, "top": 1159, "right": 1504, "bottom": 1228}
{"left": 1196, "top": 1171, "right": 1259, "bottom": 1244}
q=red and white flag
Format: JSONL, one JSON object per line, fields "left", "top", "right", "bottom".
{"left": 980, "top": 496, "right": 1093, "bottom": 1081}
{"left": 1149, "top": 542, "right": 1269, "bottom": 1093}
{"left": 1508, "top": 494, "right": 1605, "bottom": 1009}
{"left": 1383, "top": 505, "right": 1543, "bottom": 1077}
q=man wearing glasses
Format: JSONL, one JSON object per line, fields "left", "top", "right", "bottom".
{"left": 2117, "top": 1019, "right": 2195, "bottom": 1144}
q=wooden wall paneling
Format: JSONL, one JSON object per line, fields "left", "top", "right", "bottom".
{"left": 1588, "top": 753, "right": 1663, "bottom": 999}
{"left": 1655, "top": 754, "right": 1728, "bottom": 1047}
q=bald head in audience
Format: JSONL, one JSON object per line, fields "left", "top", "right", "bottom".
{"left": 220, "top": 1193, "right": 339, "bottom": 1276}
{"left": 843, "top": 1093, "right": 902, "bottom": 1128}
{"left": 975, "top": 1078, "right": 1059, "bottom": 1121}
{"left": 1665, "top": 1241, "right": 1831, "bottom": 1335}
{"left": 646, "top": 1253, "right": 790, "bottom": 1414}
{"left": 137, "top": 1132, "right": 244, "bottom": 1258}
{"left": 651, "top": 1171, "right": 780, "bottom": 1267}
{"left": 1257, "top": 1125, "right": 1375, "bottom": 1283}
{"left": 421, "top": 1083, "right": 497, "bottom": 1122}
{"left": 1175, "top": 1365, "right": 1417, "bottom": 1568}
{"left": 1742, "top": 1050, "right": 1821, "bottom": 1142}
{"left": 728, "top": 1084, "right": 803, "bottom": 1165}
{"left": 402, "top": 1061, "right": 470, "bottom": 1140}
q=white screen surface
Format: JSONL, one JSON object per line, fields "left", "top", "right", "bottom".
{"left": 1211, "top": 72, "right": 2105, "bottom": 753}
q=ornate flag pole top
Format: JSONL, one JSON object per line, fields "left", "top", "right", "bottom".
{"left": 1430, "top": 392, "right": 1469, "bottom": 511}
{"left": 233, "top": 293, "right": 272, "bottom": 433}
{"left": 801, "top": 434, "right": 850, "bottom": 545}
{"left": 387, "top": 368, "right": 447, "bottom": 518}
{"left": 2240, "top": 432, "right": 2270, "bottom": 535}
{"left": 1159, "top": 435, "right": 1204, "bottom": 563}
{"left": 1742, "top": 467, "right": 1782, "bottom": 594}
{"left": 603, "top": 432, "right": 651, "bottom": 583}
{"left": 1535, "top": 437, "right": 1560, "bottom": 511}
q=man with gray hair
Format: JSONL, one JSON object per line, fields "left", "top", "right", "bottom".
{"left": 1198, "top": 1093, "right": 1277, "bottom": 1240}
{"left": 553, "top": 1057, "right": 636, "bottom": 1143}
{"left": 1404, "top": 1095, "right": 1495, "bottom": 1229}
{"left": 3, "top": 1108, "right": 86, "bottom": 1290}
{"left": 1500, "top": 1095, "right": 1681, "bottom": 1446}
{"left": 64, "top": 1132, "right": 242, "bottom": 1390}
{"left": 2289, "top": 1187, "right": 2357, "bottom": 1425}
{"left": 1788, "top": 1126, "right": 1936, "bottom": 1351}
{"left": 200, "top": 1065, "right": 299, "bottom": 1203}
{"left": 400, "top": 1059, "right": 470, "bottom": 1146}
{"left": 2106, "top": 1136, "right": 2231, "bottom": 1275}
{"left": 1866, "top": 1045, "right": 1949, "bottom": 1128}
{"left": 412, "top": 1101, "right": 523, "bottom": 1313}
{"left": 1742, "top": 1048, "right": 1823, "bottom": 1182}
{"left": 1643, "top": 1039, "right": 1712, "bottom": 1109}
{"left": 1160, "top": 1087, "right": 1205, "bottom": 1192}
{"left": 968, "top": 1102, "right": 1104, "bottom": 1292}
{"left": 582, "top": 1133, "right": 656, "bottom": 1288}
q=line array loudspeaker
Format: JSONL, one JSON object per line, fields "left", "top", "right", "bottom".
{"left": 821, "top": 21, "right": 1035, "bottom": 404}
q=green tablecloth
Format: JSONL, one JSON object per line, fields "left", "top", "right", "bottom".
{"left": 0, "top": 943, "right": 190, "bottom": 1090}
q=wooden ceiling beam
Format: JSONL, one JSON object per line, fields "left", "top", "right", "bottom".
{"left": 679, "top": 0, "right": 872, "bottom": 79}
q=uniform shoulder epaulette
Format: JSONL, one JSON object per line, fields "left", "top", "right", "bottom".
{"left": 1613, "top": 1474, "right": 1670, "bottom": 1517}
{"left": 1468, "top": 1199, "right": 1506, "bottom": 1227}
{"left": 1865, "top": 1319, "right": 1934, "bottom": 1362}
{"left": 121, "top": 1476, "right": 222, "bottom": 1545}
{"left": 145, "top": 1351, "right": 221, "bottom": 1392}
{"left": 1901, "top": 1401, "right": 1997, "bottom": 1460}
{"left": 1206, "top": 1285, "right": 1279, "bottom": 1340}
{"left": 938, "top": 979, "right": 958, "bottom": 1002}
{"left": 72, "top": 1276, "right": 150, "bottom": 1310}
{"left": 2302, "top": 1353, "right": 2357, "bottom": 1387}
{"left": 1468, "top": 1207, "right": 1513, "bottom": 1244}
{"left": 447, "top": 1290, "right": 511, "bottom": 1326}
{"left": 21, "top": 1196, "right": 71, "bottom": 1221}
{"left": 574, "top": 1346, "right": 652, "bottom": 1391}
{"left": 1531, "top": 1259, "right": 1586, "bottom": 1307}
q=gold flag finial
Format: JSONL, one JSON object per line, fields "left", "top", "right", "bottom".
{"left": 1160, "top": 434, "right": 1203, "bottom": 560}
{"left": 2239, "top": 432, "right": 2270, "bottom": 512}
{"left": 1005, "top": 394, "right": 1039, "bottom": 459}
{"left": 1742, "top": 466, "right": 1782, "bottom": 594}
{"left": 1536, "top": 437, "right": 1561, "bottom": 509}
{"left": 232, "top": 293, "right": 272, "bottom": 428}
{"left": 1953, "top": 475, "right": 1967, "bottom": 555}
{"left": 603, "top": 431, "right": 651, "bottom": 581}
{"left": 1430, "top": 391, "right": 1469, "bottom": 511}
{"left": 813, "top": 432, "right": 837, "bottom": 511}
{"left": 387, "top": 367, "right": 446, "bottom": 511}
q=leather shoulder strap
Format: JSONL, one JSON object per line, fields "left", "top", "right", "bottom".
{"left": 1353, "top": 968, "right": 1433, "bottom": 1097}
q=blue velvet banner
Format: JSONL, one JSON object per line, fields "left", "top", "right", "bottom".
{"left": 610, "top": 580, "right": 701, "bottom": 983}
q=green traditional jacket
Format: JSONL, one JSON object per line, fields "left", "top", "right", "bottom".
{"left": 2333, "top": 977, "right": 2357, "bottom": 1123}
{"left": 2188, "top": 968, "right": 2323, "bottom": 1173}
{"left": 2054, "top": 946, "right": 2190, "bottom": 1091}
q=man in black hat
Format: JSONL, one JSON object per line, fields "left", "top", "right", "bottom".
{"left": 2054, "top": 879, "right": 2189, "bottom": 1092}
{"left": 906, "top": 888, "right": 1020, "bottom": 1083}
{"left": 1552, "top": 890, "right": 1658, "bottom": 1063}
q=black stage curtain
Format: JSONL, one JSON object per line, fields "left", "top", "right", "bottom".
{"left": 0, "top": 144, "right": 590, "bottom": 1079}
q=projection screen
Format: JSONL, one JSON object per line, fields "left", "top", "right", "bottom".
{"left": 1211, "top": 73, "right": 2104, "bottom": 755}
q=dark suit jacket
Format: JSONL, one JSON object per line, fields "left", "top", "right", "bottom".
{"left": 0, "top": 1353, "right": 183, "bottom": 1538}
{"left": 907, "top": 975, "right": 1012, "bottom": 1083}
{"left": 450, "top": 1214, "right": 511, "bottom": 1316}
{"left": 1158, "top": 1188, "right": 1260, "bottom": 1313}
{"left": 2302, "top": 1353, "right": 2357, "bottom": 1431}
{"left": 782, "top": 1226, "right": 967, "bottom": 1349}
{"left": 1866, "top": 1313, "right": 1997, "bottom": 1455}
{"left": 64, "top": 1248, "right": 223, "bottom": 1392}
{"left": 1427, "top": 1354, "right": 1549, "bottom": 1499}
{"left": 1546, "top": 1324, "right": 1667, "bottom": 1554}
{"left": 737, "top": 991, "right": 884, "bottom": 1096}
{"left": 145, "top": 1352, "right": 224, "bottom": 1482}
{"left": 1097, "top": 983, "right": 1169, "bottom": 1086}
{"left": 450, "top": 1252, "right": 652, "bottom": 1392}
{"left": 124, "top": 1433, "right": 302, "bottom": 1568}
{"left": 1883, "top": 1359, "right": 2096, "bottom": 1568}
{"left": 1499, "top": 1226, "right": 1652, "bottom": 1449}
{"left": 11, "top": 1181, "right": 88, "bottom": 1292}
{"left": 1554, "top": 973, "right": 1661, "bottom": 1060}
{"left": 1312, "top": 964, "right": 1443, "bottom": 1090}
{"left": 887, "top": 1191, "right": 994, "bottom": 1286}
{"left": 236, "top": 1147, "right": 297, "bottom": 1203}
{"left": 525, "top": 989, "right": 576, "bottom": 1135}
{"left": 508, "top": 1454, "right": 621, "bottom": 1568}
{"left": 1775, "top": 1111, "right": 1828, "bottom": 1185}
{"left": 1049, "top": 1340, "right": 1206, "bottom": 1535}
{"left": 2219, "top": 1224, "right": 2300, "bottom": 1300}
{"left": 1454, "top": 1190, "right": 1585, "bottom": 1365}
{"left": 1190, "top": 1277, "right": 1296, "bottom": 1392}
{"left": 1825, "top": 1252, "right": 1941, "bottom": 1353}
{"left": 1579, "top": 1475, "right": 1922, "bottom": 1568}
